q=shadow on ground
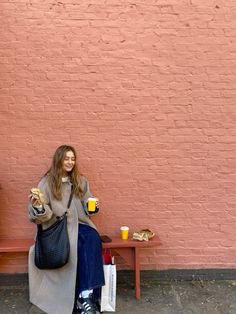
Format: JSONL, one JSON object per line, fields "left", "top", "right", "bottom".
{"left": 0, "top": 275, "right": 236, "bottom": 313}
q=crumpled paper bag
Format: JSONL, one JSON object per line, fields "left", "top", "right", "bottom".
{"left": 132, "top": 228, "right": 155, "bottom": 241}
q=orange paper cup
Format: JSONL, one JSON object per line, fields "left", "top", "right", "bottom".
{"left": 120, "top": 226, "right": 129, "bottom": 240}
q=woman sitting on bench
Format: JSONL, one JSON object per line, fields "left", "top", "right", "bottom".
{"left": 28, "top": 144, "right": 104, "bottom": 314}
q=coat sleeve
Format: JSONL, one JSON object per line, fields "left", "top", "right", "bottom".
{"left": 28, "top": 178, "right": 53, "bottom": 224}
{"left": 28, "top": 203, "right": 53, "bottom": 224}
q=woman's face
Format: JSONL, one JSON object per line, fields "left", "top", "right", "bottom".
{"left": 62, "top": 150, "right": 76, "bottom": 174}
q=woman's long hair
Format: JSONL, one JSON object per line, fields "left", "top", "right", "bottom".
{"left": 45, "top": 145, "right": 83, "bottom": 200}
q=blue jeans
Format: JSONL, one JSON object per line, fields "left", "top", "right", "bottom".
{"left": 75, "top": 224, "right": 105, "bottom": 299}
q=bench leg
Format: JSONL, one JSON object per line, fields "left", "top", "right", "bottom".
{"left": 134, "top": 247, "right": 140, "bottom": 300}
{"left": 108, "top": 247, "right": 141, "bottom": 300}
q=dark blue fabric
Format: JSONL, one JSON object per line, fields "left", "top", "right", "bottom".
{"left": 75, "top": 224, "right": 105, "bottom": 298}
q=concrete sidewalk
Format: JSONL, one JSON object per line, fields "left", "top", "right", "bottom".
{"left": 0, "top": 272, "right": 236, "bottom": 314}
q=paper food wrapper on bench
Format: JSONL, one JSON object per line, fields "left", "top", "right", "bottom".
{"left": 132, "top": 229, "right": 155, "bottom": 241}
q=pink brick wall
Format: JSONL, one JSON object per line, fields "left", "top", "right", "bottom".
{"left": 0, "top": 1, "right": 236, "bottom": 273}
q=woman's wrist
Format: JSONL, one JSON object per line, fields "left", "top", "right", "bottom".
{"left": 33, "top": 205, "right": 45, "bottom": 214}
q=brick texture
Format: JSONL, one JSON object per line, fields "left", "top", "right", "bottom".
{"left": 0, "top": 0, "right": 236, "bottom": 273}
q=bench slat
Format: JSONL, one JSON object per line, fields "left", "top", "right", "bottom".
{"left": 0, "top": 239, "right": 34, "bottom": 252}
{"left": 102, "top": 236, "right": 160, "bottom": 249}
{"left": 0, "top": 236, "right": 160, "bottom": 253}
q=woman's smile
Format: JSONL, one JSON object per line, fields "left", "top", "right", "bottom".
{"left": 62, "top": 151, "right": 75, "bottom": 173}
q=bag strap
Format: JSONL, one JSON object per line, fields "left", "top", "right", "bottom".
{"left": 37, "top": 186, "right": 74, "bottom": 231}
{"left": 56, "top": 186, "right": 73, "bottom": 219}
{"left": 66, "top": 185, "right": 74, "bottom": 210}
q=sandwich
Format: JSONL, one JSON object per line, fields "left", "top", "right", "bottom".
{"left": 30, "top": 188, "right": 45, "bottom": 205}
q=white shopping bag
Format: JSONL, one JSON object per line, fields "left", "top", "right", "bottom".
{"left": 100, "top": 264, "right": 117, "bottom": 312}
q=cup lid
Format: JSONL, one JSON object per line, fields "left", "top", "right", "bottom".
{"left": 120, "top": 226, "right": 129, "bottom": 230}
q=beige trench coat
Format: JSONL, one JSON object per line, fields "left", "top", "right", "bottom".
{"left": 28, "top": 176, "right": 97, "bottom": 314}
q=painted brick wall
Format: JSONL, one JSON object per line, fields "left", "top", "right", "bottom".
{"left": 0, "top": 0, "right": 236, "bottom": 273}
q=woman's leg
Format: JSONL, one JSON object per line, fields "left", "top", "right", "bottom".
{"left": 75, "top": 224, "right": 104, "bottom": 313}
{"left": 77, "top": 223, "right": 105, "bottom": 293}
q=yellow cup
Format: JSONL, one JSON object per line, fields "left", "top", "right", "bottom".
{"left": 120, "top": 226, "right": 129, "bottom": 240}
{"left": 87, "top": 197, "right": 97, "bottom": 212}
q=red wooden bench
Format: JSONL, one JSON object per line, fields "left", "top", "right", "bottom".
{"left": 0, "top": 236, "right": 161, "bottom": 300}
